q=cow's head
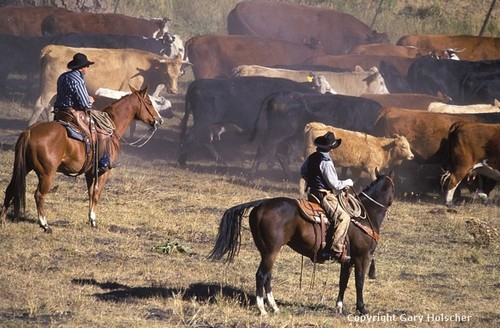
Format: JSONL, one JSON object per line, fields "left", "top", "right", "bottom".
{"left": 363, "top": 67, "right": 390, "bottom": 95}
{"left": 152, "top": 17, "right": 171, "bottom": 39}
{"left": 368, "top": 30, "right": 390, "bottom": 45}
{"left": 154, "top": 54, "right": 192, "bottom": 94}
{"left": 387, "top": 134, "right": 414, "bottom": 164}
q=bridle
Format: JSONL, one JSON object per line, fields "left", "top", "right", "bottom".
{"left": 360, "top": 175, "right": 394, "bottom": 209}
{"left": 352, "top": 175, "right": 394, "bottom": 243}
{"left": 119, "top": 91, "right": 163, "bottom": 147}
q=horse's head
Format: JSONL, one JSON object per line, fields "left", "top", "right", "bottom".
{"left": 363, "top": 169, "right": 395, "bottom": 208}
{"left": 130, "top": 86, "right": 164, "bottom": 129}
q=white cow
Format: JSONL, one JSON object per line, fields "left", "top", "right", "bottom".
{"left": 232, "top": 64, "right": 389, "bottom": 96}
{"left": 427, "top": 99, "right": 500, "bottom": 113}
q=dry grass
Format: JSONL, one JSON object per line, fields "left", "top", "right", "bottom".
{"left": 0, "top": 96, "right": 498, "bottom": 327}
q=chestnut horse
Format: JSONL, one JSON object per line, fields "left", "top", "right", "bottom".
{"left": 209, "top": 170, "right": 395, "bottom": 316}
{"left": 0, "top": 87, "right": 162, "bottom": 233}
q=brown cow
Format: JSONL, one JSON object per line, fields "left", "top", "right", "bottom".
{"left": 30, "top": 45, "right": 186, "bottom": 126}
{"left": 441, "top": 122, "right": 500, "bottom": 206}
{"left": 372, "top": 108, "right": 484, "bottom": 164}
{"left": 303, "top": 122, "right": 414, "bottom": 183}
{"left": 227, "top": 0, "right": 389, "bottom": 55}
{"left": 0, "top": 5, "right": 70, "bottom": 37}
{"left": 397, "top": 34, "right": 500, "bottom": 61}
{"left": 360, "top": 93, "right": 452, "bottom": 110}
{"left": 41, "top": 11, "right": 168, "bottom": 38}
{"left": 185, "top": 35, "right": 327, "bottom": 79}
{"left": 349, "top": 44, "right": 430, "bottom": 58}
{"left": 304, "top": 54, "right": 416, "bottom": 77}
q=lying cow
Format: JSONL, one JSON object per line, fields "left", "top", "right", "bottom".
{"left": 29, "top": 45, "right": 188, "bottom": 126}
{"left": 441, "top": 121, "right": 500, "bottom": 206}
{"left": 300, "top": 122, "right": 414, "bottom": 192}
{"left": 232, "top": 65, "right": 389, "bottom": 96}
{"left": 427, "top": 100, "right": 500, "bottom": 113}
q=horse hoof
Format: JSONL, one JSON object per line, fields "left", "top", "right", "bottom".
{"left": 44, "top": 226, "right": 53, "bottom": 234}
{"left": 357, "top": 307, "right": 368, "bottom": 315}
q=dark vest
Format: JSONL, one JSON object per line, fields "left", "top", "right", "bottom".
{"left": 304, "top": 151, "right": 331, "bottom": 191}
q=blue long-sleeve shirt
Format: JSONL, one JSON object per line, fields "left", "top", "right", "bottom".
{"left": 54, "top": 70, "right": 92, "bottom": 110}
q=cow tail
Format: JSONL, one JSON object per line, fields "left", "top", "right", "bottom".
{"left": 179, "top": 83, "right": 195, "bottom": 142}
{"left": 440, "top": 121, "right": 464, "bottom": 190}
{"left": 248, "top": 93, "right": 271, "bottom": 142}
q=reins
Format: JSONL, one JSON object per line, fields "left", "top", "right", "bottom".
{"left": 117, "top": 91, "right": 161, "bottom": 147}
{"left": 119, "top": 128, "right": 158, "bottom": 147}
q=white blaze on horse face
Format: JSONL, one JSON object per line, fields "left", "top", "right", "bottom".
{"left": 256, "top": 296, "right": 268, "bottom": 316}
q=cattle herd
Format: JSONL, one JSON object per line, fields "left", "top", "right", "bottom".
{"left": 1, "top": 1, "right": 499, "bottom": 206}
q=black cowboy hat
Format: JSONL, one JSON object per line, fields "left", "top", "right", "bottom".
{"left": 314, "top": 131, "right": 342, "bottom": 150}
{"left": 67, "top": 53, "right": 95, "bottom": 70}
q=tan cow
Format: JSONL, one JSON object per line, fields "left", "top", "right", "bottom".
{"left": 30, "top": 45, "right": 187, "bottom": 126}
{"left": 232, "top": 65, "right": 389, "bottom": 96}
{"left": 300, "top": 122, "right": 414, "bottom": 192}
{"left": 427, "top": 100, "right": 500, "bottom": 113}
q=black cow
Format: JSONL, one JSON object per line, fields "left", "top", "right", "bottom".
{"left": 407, "top": 56, "right": 500, "bottom": 104}
{"left": 460, "top": 71, "right": 500, "bottom": 105}
{"left": 249, "top": 92, "right": 383, "bottom": 177}
{"left": 178, "top": 76, "right": 318, "bottom": 166}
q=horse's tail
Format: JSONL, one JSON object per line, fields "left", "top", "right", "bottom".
{"left": 208, "top": 199, "right": 265, "bottom": 262}
{"left": 11, "top": 130, "right": 30, "bottom": 217}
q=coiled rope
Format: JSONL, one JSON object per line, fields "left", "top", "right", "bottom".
{"left": 338, "top": 191, "right": 366, "bottom": 219}
{"left": 90, "top": 110, "right": 116, "bottom": 135}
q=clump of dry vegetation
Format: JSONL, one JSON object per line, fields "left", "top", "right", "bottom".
{"left": 466, "top": 218, "right": 498, "bottom": 247}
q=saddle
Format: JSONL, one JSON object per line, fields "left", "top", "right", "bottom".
{"left": 54, "top": 107, "right": 111, "bottom": 176}
{"left": 296, "top": 199, "right": 330, "bottom": 250}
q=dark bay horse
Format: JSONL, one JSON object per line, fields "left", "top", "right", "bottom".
{"left": 0, "top": 87, "right": 162, "bottom": 233}
{"left": 209, "top": 171, "right": 395, "bottom": 316}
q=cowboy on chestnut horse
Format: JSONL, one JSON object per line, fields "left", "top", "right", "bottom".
{"left": 52, "top": 52, "right": 115, "bottom": 175}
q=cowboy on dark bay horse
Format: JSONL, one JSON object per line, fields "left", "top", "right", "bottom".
{"left": 300, "top": 131, "right": 353, "bottom": 263}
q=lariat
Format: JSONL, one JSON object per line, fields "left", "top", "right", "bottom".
{"left": 338, "top": 190, "right": 366, "bottom": 219}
